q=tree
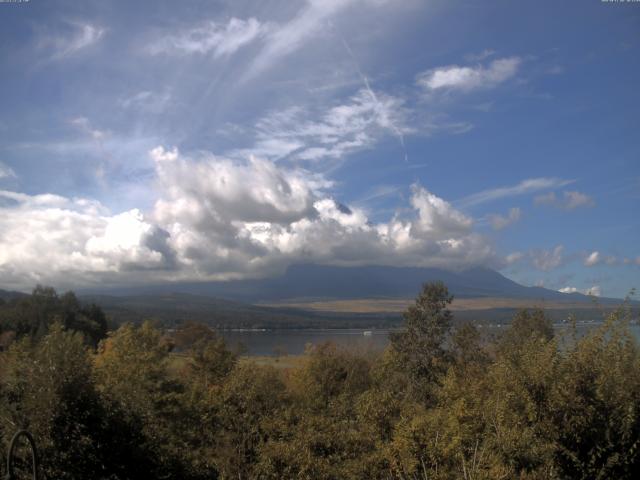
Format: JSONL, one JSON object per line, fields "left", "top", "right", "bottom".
{"left": 0, "top": 286, "right": 108, "bottom": 347}
{"left": 549, "top": 310, "right": 640, "bottom": 479}
{"left": 389, "top": 281, "right": 454, "bottom": 403}
{"left": 258, "top": 343, "right": 376, "bottom": 480}
{"left": 498, "top": 308, "right": 554, "bottom": 354}
{"left": 93, "top": 321, "right": 193, "bottom": 479}
{"left": 188, "top": 334, "right": 238, "bottom": 388}
{"left": 0, "top": 324, "right": 114, "bottom": 479}
{"left": 173, "top": 321, "right": 218, "bottom": 351}
{"left": 214, "top": 364, "right": 286, "bottom": 480}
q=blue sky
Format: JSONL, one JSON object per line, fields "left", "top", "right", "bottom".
{"left": 0, "top": 0, "right": 638, "bottom": 297}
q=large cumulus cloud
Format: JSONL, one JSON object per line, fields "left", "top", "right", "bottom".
{"left": 0, "top": 147, "right": 497, "bottom": 290}
{"left": 0, "top": 190, "right": 171, "bottom": 289}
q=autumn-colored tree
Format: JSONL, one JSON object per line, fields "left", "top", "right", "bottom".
{"left": 213, "top": 363, "right": 286, "bottom": 479}
{"left": 0, "top": 323, "right": 151, "bottom": 480}
{"left": 93, "top": 321, "right": 195, "bottom": 479}
{"left": 1, "top": 283, "right": 640, "bottom": 480}
{"left": 549, "top": 309, "right": 640, "bottom": 479}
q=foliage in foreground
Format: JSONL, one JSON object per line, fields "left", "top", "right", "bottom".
{"left": 0, "top": 283, "right": 639, "bottom": 479}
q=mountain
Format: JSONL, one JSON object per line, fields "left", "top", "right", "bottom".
{"left": 0, "top": 288, "right": 29, "bottom": 302}
{"left": 74, "top": 265, "right": 633, "bottom": 328}
{"left": 81, "top": 264, "right": 609, "bottom": 304}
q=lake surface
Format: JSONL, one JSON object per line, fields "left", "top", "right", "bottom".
{"left": 221, "top": 322, "right": 640, "bottom": 356}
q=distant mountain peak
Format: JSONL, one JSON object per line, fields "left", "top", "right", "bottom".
{"left": 79, "top": 263, "right": 601, "bottom": 303}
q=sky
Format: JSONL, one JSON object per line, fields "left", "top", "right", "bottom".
{"left": 0, "top": 0, "right": 638, "bottom": 298}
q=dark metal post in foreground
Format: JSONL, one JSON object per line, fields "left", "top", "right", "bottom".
{"left": 5, "top": 430, "right": 38, "bottom": 480}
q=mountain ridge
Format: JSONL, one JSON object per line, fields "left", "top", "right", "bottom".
{"left": 77, "top": 264, "right": 623, "bottom": 304}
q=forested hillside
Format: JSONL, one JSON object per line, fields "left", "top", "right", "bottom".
{"left": 1, "top": 283, "right": 639, "bottom": 479}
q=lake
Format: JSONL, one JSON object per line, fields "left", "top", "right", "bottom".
{"left": 221, "top": 322, "right": 640, "bottom": 356}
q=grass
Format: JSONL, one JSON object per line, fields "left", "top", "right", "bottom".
{"left": 168, "top": 352, "right": 305, "bottom": 376}
{"left": 241, "top": 354, "right": 305, "bottom": 370}
{"left": 261, "top": 296, "right": 616, "bottom": 314}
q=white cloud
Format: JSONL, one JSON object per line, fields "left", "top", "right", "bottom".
{"left": 488, "top": 207, "right": 521, "bottom": 230}
{"left": 417, "top": 57, "right": 521, "bottom": 92}
{"left": 42, "top": 22, "right": 105, "bottom": 60}
{"left": 148, "top": 18, "right": 268, "bottom": 57}
{"left": 458, "top": 177, "right": 573, "bottom": 208}
{"left": 231, "top": 87, "right": 410, "bottom": 163}
{"left": 245, "top": 0, "right": 389, "bottom": 79}
{"left": 0, "top": 162, "right": 16, "bottom": 179}
{"left": 558, "top": 286, "right": 578, "bottom": 294}
{"left": 85, "top": 209, "right": 171, "bottom": 268}
{"left": 0, "top": 147, "right": 497, "bottom": 289}
{"left": 120, "top": 90, "right": 172, "bottom": 114}
{"left": 354, "top": 184, "right": 401, "bottom": 205}
{"left": 410, "top": 185, "right": 473, "bottom": 238}
{"left": 558, "top": 285, "right": 601, "bottom": 297}
{"left": 531, "top": 245, "right": 564, "bottom": 271}
{"left": 584, "top": 250, "right": 600, "bottom": 267}
{"left": 0, "top": 190, "right": 171, "bottom": 290}
{"left": 564, "top": 191, "right": 595, "bottom": 209}
{"left": 152, "top": 148, "right": 492, "bottom": 278}
{"left": 70, "top": 117, "right": 107, "bottom": 140}
{"left": 505, "top": 251, "right": 524, "bottom": 265}
{"left": 586, "top": 285, "right": 601, "bottom": 297}
{"left": 464, "top": 49, "right": 496, "bottom": 62}
{"left": 151, "top": 146, "right": 326, "bottom": 226}
{"left": 533, "top": 191, "right": 556, "bottom": 206}
{"left": 534, "top": 190, "right": 594, "bottom": 210}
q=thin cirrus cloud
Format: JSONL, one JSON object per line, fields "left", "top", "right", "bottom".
{"left": 145, "top": 1, "right": 394, "bottom": 76}
{"left": 119, "top": 90, "right": 173, "bottom": 114}
{"left": 227, "top": 87, "right": 410, "bottom": 163}
{"left": 534, "top": 190, "right": 595, "bottom": 210}
{"left": 70, "top": 117, "right": 107, "bottom": 141}
{"left": 243, "top": 0, "right": 399, "bottom": 80}
{"left": 530, "top": 245, "right": 564, "bottom": 271}
{"left": 354, "top": 184, "right": 401, "bottom": 206}
{"left": 147, "top": 18, "right": 269, "bottom": 57}
{"left": 40, "top": 21, "right": 106, "bottom": 61}
{"left": 417, "top": 57, "right": 522, "bottom": 92}
{"left": 621, "top": 257, "right": 640, "bottom": 266}
{"left": 0, "top": 162, "right": 16, "bottom": 179}
{"left": 504, "top": 251, "right": 524, "bottom": 265}
{"left": 457, "top": 177, "right": 574, "bottom": 208}
{"left": 488, "top": 207, "right": 521, "bottom": 230}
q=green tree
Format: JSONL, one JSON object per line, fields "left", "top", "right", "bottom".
{"left": 93, "top": 321, "right": 195, "bottom": 479}
{"left": 389, "top": 281, "right": 454, "bottom": 403}
{"left": 213, "top": 363, "right": 286, "bottom": 480}
{"left": 0, "top": 286, "right": 107, "bottom": 347}
{"left": 498, "top": 308, "right": 554, "bottom": 354}
{"left": 549, "top": 310, "right": 640, "bottom": 479}
{"left": 188, "top": 334, "right": 238, "bottom": 388}
{"left": 0, "top": 324, "right": 121, "bottom": 479}
{"left": 258, "top": 343, "right": 377, "bottom": 480}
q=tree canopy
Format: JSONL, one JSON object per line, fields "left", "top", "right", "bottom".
{"left": 1, "top": 282, "right": 639, "bottom": 479}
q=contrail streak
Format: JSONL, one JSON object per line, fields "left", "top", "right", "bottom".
{"left": 340, "top": 36, "right": 409, "bottom": 163}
